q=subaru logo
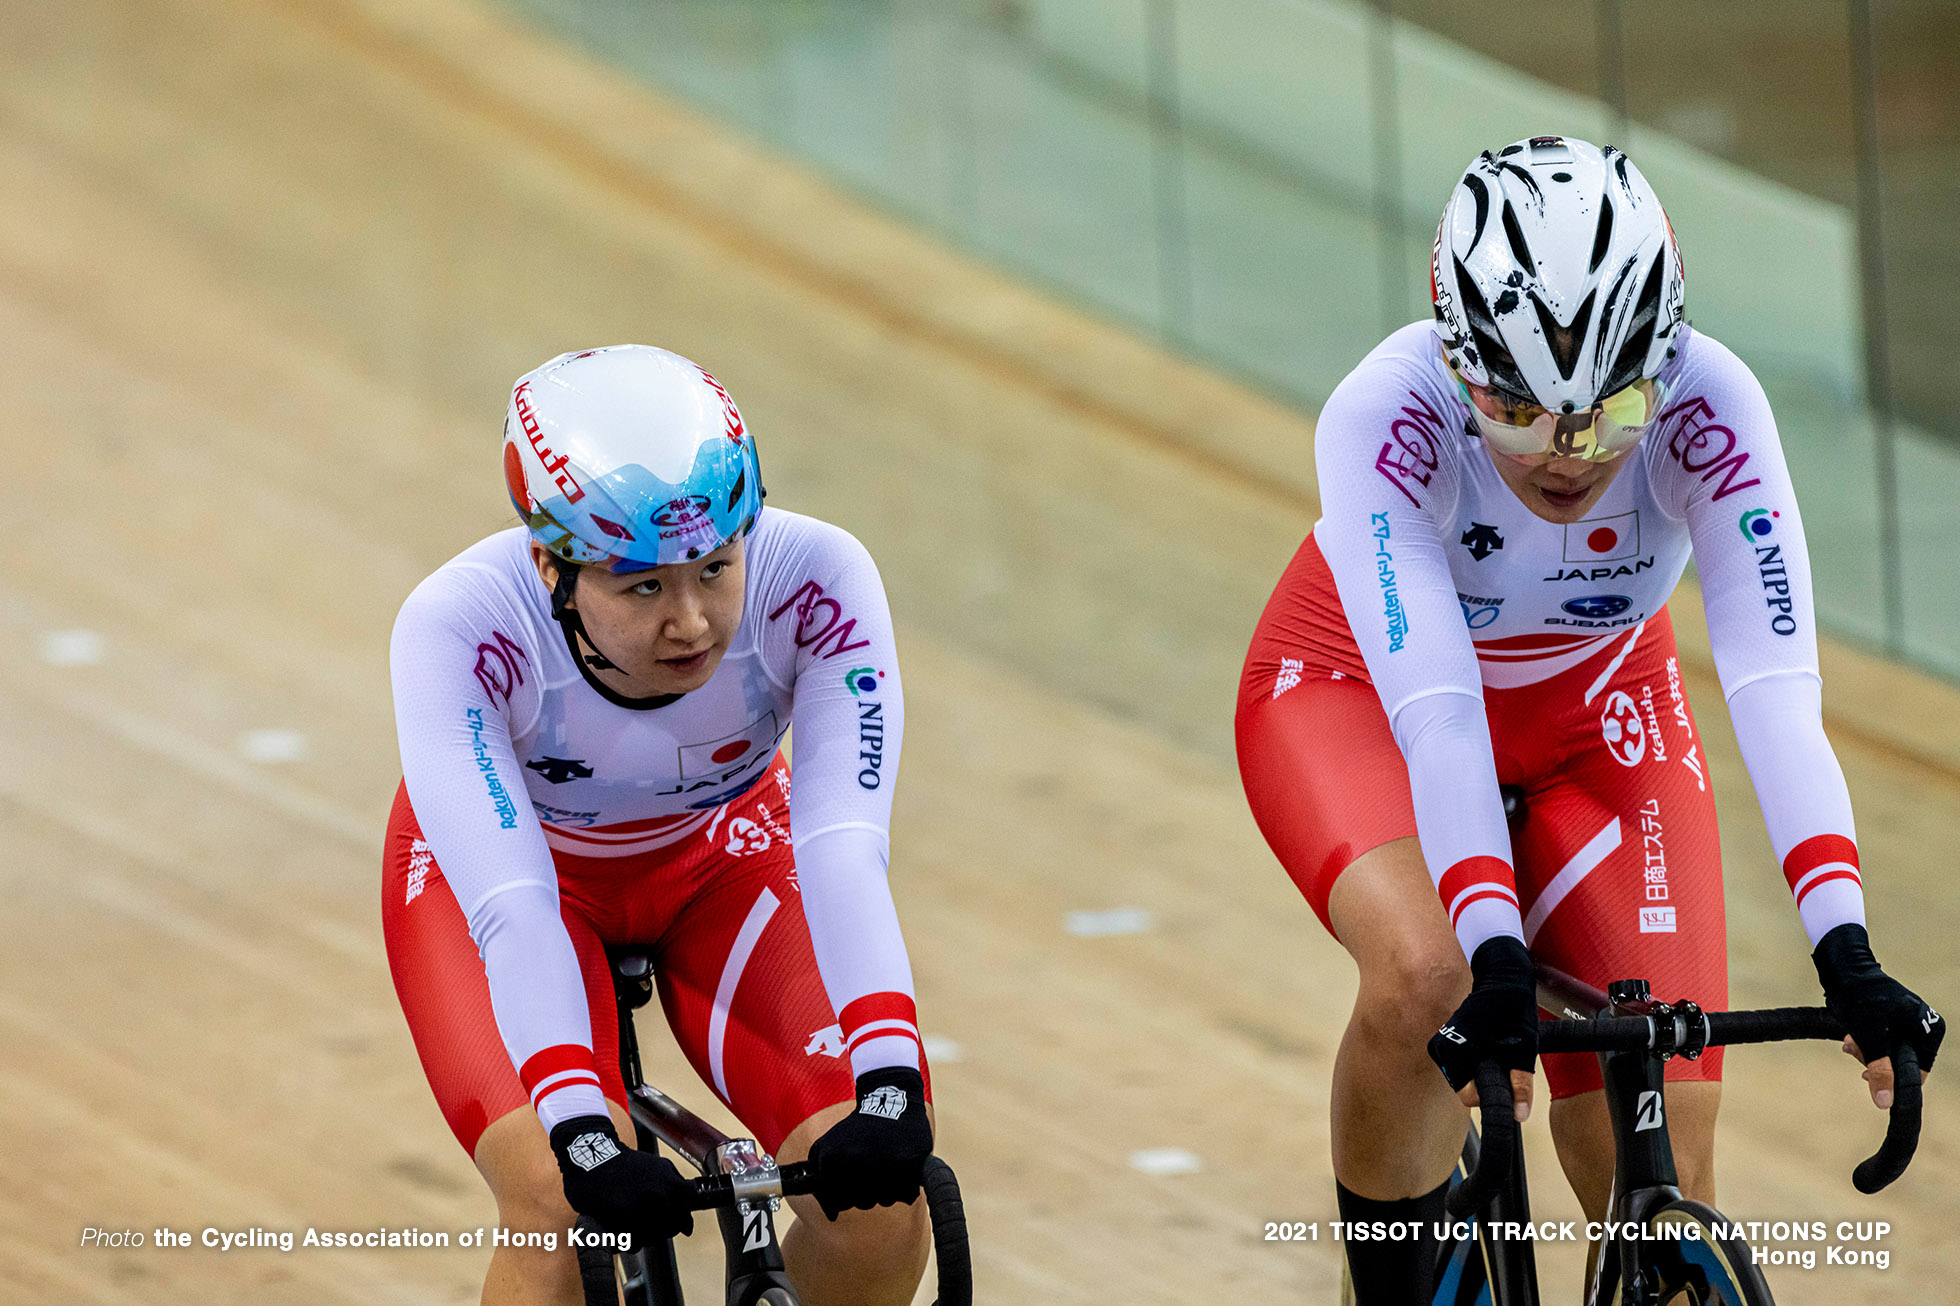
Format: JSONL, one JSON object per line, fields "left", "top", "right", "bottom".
{"left": 1562, "top": 594, "right": 1631, "bottom": 619}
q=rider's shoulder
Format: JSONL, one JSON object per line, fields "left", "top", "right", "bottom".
{"left": 746, "top": 506, "right": 878, "bottom": 581}
{"left": 1324, "top": 322, "right": 1461, "bottom": 427}
{"left": 394, "top": 528, "right": 538, "bottom": 633}
{"left": 1657, "top": 326, "right": 1769, "bottom": 409}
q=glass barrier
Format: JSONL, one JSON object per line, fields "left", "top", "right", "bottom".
{"left": 494, "top": 0, "right": 1957, "bottom": 674}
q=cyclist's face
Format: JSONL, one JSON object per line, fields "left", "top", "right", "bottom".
{"left": 1484, "top": 440, "right": 1634, "bottom": 524}
{"left": 532, "top": 539, "right": 747, "bottom": 695}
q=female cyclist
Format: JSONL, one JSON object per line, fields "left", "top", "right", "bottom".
{"left": 385, "top": 345, "right": 933, "bottom": 1305}
{"left": 1235, "top": 137, "right": 1941, "bottom": 1301}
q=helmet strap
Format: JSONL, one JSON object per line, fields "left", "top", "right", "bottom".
{"left": 546, "top": 559, "right": 682, "bottom": 711}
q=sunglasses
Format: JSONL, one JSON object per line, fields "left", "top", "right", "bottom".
{"left": 1445, "top": 360, "right": 1666, "bottom": 465}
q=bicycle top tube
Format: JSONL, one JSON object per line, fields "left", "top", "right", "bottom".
{"left": 629, "top": 1083, "right": 732, "bottom": 1172}
{"left": 1535, "top": 961, "right": 1611, "bottom": 1020}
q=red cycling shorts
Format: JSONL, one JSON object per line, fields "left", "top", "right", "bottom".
{"left": 1236, "top": 535, "right": 1726, "bottom": 1098}
{"left": 382, "top": 756, "right": 914, "bottom": 1157}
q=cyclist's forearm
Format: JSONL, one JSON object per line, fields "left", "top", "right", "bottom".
{"left": 1392, "top": 690, "right": 1525, "bottom": 957}
{"left": 1728, "top": 671, "right": 1865, "bottom": 944}
{"left": 796, "top": 826, "right": 922, "bottom": 1077}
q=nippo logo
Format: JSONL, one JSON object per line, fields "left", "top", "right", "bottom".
{"left": 1738, "top": 507, "right": 1779, "bottom": 543}
{"left": 844, "top": 666, "right": 884, "bottom": 696}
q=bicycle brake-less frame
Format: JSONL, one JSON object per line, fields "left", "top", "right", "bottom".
{"left": 605, "top": 952, "right": 802, "bottom": 1306}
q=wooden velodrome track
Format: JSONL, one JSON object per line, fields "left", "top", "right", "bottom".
{"left": 4, "top": 0, "right": 1956, "bottom": 1300}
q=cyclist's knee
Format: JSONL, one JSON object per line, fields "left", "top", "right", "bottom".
{"left": 1664, "top": 1082, "right": 1721, "bottom": 1203}
{"left": 789, "top": 1194, "right": 930, "bottom": 1270}
{"left": 1358, "top": 944, "right": 1472, "bottom": 1044}
{"left": 473, "top": 1107, "right": 576, "bottom": 1230}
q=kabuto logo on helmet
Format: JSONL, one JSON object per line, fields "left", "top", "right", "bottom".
{"left": 696, "top": 365, "right": 746, "bottom": 444}
{"left": 511, "top": 382, "right": 585, "bottom": 504}
{"left": 504, "top": 345, "right": 764, "bottom": 576}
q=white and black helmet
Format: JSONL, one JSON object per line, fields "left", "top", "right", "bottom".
{"left": 1431, "top": 136, "right": 1685, "bottom": 412}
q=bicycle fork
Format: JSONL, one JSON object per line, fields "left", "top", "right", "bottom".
{"left": 1590, "top": 980, "right": 1687, "bottom": 1306}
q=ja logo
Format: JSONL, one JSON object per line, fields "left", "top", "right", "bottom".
{"left": 1600, "top": 691, "right": 1646, "bottom": 767}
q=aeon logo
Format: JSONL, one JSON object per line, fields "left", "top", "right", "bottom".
{"left": 473, "top": 631, "right": 530, "bottom": 708}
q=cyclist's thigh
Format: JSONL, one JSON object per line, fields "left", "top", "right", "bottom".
{"left": 1237, "top": 670, "right": 1421, "bottom": 939}
{"left": 651, "top": 761, "right": 904, "bottom": 1156}
{"left": 1498, "top": 622, "right": 1728, "bottom": 1100}
{"left": 382, "top": 782, "right": 628, "bottom": 1157}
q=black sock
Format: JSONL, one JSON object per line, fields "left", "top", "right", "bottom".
{"left": 1335, "top": 1178, "right": 1449, "bottom": 1304}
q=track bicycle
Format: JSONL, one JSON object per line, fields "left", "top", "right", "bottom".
{"left": 573, "top": 949, "right": 973, "bottom": 1306}
{"left": 1340, "top": 789, "right": 1925, "bottom": 1306}
{"left": 1411, "top": 962, "right": 1922, "bottom": 1306}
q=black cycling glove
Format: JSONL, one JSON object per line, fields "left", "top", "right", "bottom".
{"left": 549, "top": 1115, "right": 695, "bottom": 1247}
{"left": 806, "top": 1067, "right": 933, "bottom": 1220}
{"left": 1813, "top": 923, "right": 1943, "bottom": 1073}
{"left": 1428, "top": 935, "right": 1538, "bottom": 1092}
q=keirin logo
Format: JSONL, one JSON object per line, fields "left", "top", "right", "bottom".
{"left": 859, "top": 1085, "right": 908, "bottom": 1119}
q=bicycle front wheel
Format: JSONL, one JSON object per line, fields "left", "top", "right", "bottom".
{"left": 1594, "top": 1200, "right": 1774, "bottom": 1305}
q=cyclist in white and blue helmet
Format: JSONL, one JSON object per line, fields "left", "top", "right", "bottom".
{"left": 503, "top": 346, "right": 765, "bottom": 685}
{"left": 388, "top": 344, "right": 936, "bottom": 1305}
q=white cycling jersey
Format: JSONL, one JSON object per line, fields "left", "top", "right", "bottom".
{"left": 1315, "top": 322, "right": 1865, "bottom": 956}
{"left": 390, "top": 507, "right": 918, "bottom": 1128}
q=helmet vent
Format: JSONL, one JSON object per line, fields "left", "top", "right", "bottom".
{"left": 1530, "top": 289, "right": 1596, "bottom": 382}
{"left": 1455, "top": 254, "right": 1530, "bottom": 398}
{"left": 1602, "top": 248, "right": 1668, "bottom": 394}
{"left": 1500, "top": 202, "right": 1537, "bottom": 277}
{"left": 1589, "top": 198, "right": 1615, "bottom": 273}
{"left": 1461, "top": 173, "right": 1491, "bottom": 247}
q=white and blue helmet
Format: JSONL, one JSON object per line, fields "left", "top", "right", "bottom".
{"left": 1432, "top": 137, "right": 1686, "bottom": 412}
{"left": 502, "top": 345, "right": 762, "bottom": 573}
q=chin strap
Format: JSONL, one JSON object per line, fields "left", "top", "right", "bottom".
{"left": 548, "top": 560, "right": 682, "bottom": 712}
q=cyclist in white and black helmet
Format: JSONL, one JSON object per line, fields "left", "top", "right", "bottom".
{"left": 1237, "top": 137, "right": 1942, "bottom": 1301}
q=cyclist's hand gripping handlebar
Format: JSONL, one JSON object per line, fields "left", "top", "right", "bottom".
{"left": 1428, "top": 936, "right": 1537, "bottom": 1219}
{"left": 1536, "top": 1004, "right": 1929, "bottom": 1192}
{"left": 1853, "top": 1041, "right": 1923, "bottom": 1194}
{"left": 1446, "top": 1062, "right": 1517, "bottom": 1218}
